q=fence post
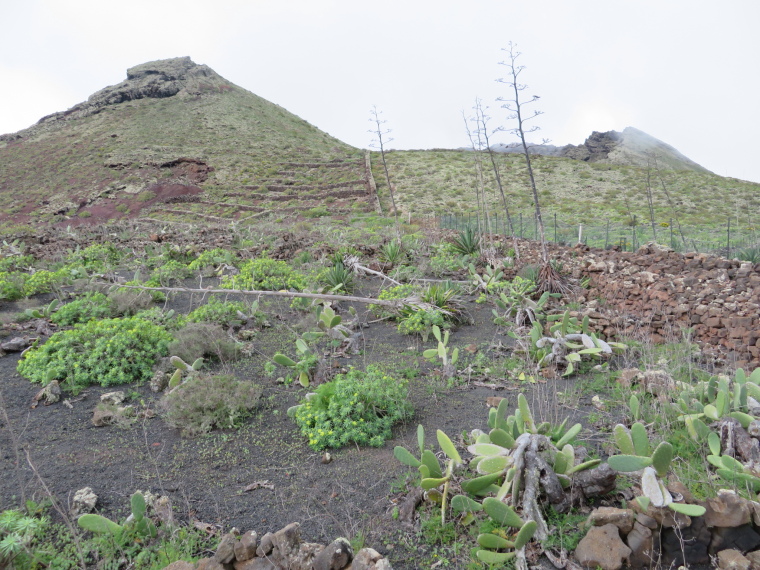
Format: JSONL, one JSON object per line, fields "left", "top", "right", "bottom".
{"left": 604, "top": 220, "right": 609, "bottom": 249}
{"left": 670, "top": 219, "right": 674, "bottom": 248}
{"left": 578, "top": 224, "right": 583, "bottom": 245}
{"left": 554, "top": 213, "right": 557, "bottom": 243}
{"left": 727, "top": 218, "right": 731, "bottom": 259}
{"left": 520, "top": 214, "right": 523, "bottom": 238}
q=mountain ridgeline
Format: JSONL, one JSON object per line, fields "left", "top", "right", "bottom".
{"left": 0, "top": 57, "right": 757, "bottom": 233}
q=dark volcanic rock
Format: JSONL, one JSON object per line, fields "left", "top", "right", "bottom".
{"left": 36, "top": 57, "right": 230, "bottom": 124}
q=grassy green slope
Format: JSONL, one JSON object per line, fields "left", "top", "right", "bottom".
{"left": 373, "top": 149, "right": 760, "bottom": 227}
{"left": 0, "top": 85, "right": 362, "bottom": 230}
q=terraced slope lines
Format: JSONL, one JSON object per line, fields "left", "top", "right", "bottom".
{"left": 0, "top": 57, "right": 369, "bottom": 232}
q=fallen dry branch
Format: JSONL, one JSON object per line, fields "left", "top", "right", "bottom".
{"left": 97, "top": 283, "right": 404, "bottom": 309}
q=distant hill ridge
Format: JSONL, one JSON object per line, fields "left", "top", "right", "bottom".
{"left": 491, "top": 127, "right": 710, "bottom": 173}
{"left": 0, "top": 57, "right": 754, "bottom": 233}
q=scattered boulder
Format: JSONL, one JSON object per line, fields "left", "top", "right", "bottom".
{"left": 586, "top": 507, "right": 635, "bottom": 534}
{"left": 160, "top": 522, "right": 388, "bottom": 570}
{"left": 351, "top": 548, "right": 393, "bottom": 570}
{"left": 574, "top": 524, "right": 631, "bottom": 570}
{"left": 1, "top": 336, "right": 32, "bottom": 352}
{"left": 31, "top": 380, "right": 61, "bottom": 407}
{"left": 69, "top": 487, "right": 97, "bottom": 517}
{"left": 704, "top": 492, "right": 753, "bottom": 528}
{"left": 100, "top": 391, "right": 126, "bottom": 405}
{"left": 312, "top": 537, "right": 353, "bottom": 570}
{"left": 717, "top": 549, "right": 752, "bottom": 569}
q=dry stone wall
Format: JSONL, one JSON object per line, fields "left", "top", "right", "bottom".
{"left": 500, "top": 239, "right": 760, "bottom": 371}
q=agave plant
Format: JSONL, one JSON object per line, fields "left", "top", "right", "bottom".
{"left": 322, "top": 261, "right": 354, "bottom": 293}
{"left": 451, "top": 226, "right": 481, "bottom": 256}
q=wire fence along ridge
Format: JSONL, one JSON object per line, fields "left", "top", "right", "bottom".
{"left": 437, "top": 212, "right": 760, "bottom": 257}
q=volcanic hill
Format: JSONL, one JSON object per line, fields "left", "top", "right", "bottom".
{"left": 0, "top": 57, "right": 369, "bottom": 231}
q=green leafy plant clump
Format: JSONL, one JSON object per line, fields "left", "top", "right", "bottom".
{"left": 17, "top": 317, "right": 172, "bottom": 393}
{"left": 221, "top": 257, "right": 306, "bottom": 291}
{"left": 290, "top": 365, "right": 412, "bottom": 450}
{"left": 51, "top": 292, "right": 116, "bottom": 325}
{"left": 187, "top": 297, "right": 249, "bottom": 328}
{"left": 0, "top": 509, "right": 47, "bottom": 568}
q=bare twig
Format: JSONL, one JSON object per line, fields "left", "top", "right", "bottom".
{"left": 24, "top": 449, "right": 87, "bottom": 569}
{"left": 97, "top": 283, "right": 402, "bottom": 308}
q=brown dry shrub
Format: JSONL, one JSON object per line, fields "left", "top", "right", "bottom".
{"left": 167, "top": 323, "right": 240, "bottom": 364}
{"left": 108, "top": 289, "right": 153, "bottom": 316}
{"left": 162, "top": 374, "right": 261, "bottom": 436}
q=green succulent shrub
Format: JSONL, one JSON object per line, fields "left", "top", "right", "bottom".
{"left": 289, "top": 366, "right": 412, "bottom": 450}
{"left": 149, "top": 259, "right": 193, "bottom": 286}
{"left": 0, "top": 509, "right": 46, "bottom": 568}
{"left": 187, "top": 248, "right": 239, "bottom": 272}
{"left": 51, "top": 292, "right": 117, "bottom": 325}
{"left": 429, "top": 242, "right": 467, "bottom": 276}
{"left": 17, "top": 317, "right": 172, "bottom": 393}
{"left": 0, "top": 272, "right": 27, "bottom": 301}
{"left": 0, "top": 255, "right": 33, "bottom": 273}
{"left": 163, "top": 374, "right": 262, "bottom": 436}
{"left": 370, "top": 284, "right": 416, "bottom": 317}
{"left": 66, "top": 243, "right": 122, "bottom": 272}
{"left": 398, "top": 309, "right": 447, "bottom": 339}
{"left": 187, "top": 297, "right": 248, "bottom": 328}
{"left": 22, "top": 269, "right": 69, "bottom": 296}
{"left": 221, "top": 257, "right": 306, "bottom": 291}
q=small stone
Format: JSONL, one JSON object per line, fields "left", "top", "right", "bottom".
{"left": 717, "top": 549, "right": 751, "bottom": 570}
{"left": 270, "top": 522, "right": 301, "bottom": 563}
{"left": 635, "top": 513, "right": 658, "bottom": 530}
{"left": 745, "top": 549, "right": 760, "bottom": 568}
{"left": 256, "top": 533, "right": 274, "bottom": 558}
{"left": 92, "top": 405, "right": 116, "bottom": 427}
{"left": 162, "top": 562, "right": 196, "bottom": 570}
{"left": 586, "top": 507, "right": 635, "bottom": 534}
{"left": 616, "top": 368, "right": 639, "bottom": 389}
{"left": 32, "top": 380, "right": 61, "bottom": 406}
{"left": 705, "top": 492, "right": 752, "bottom": 528}
{"left": 351, "top": 548, "right": 388, "bottom": 570}
{"left": 574, "top": 524, "right": 631, "bottom": 570}
{"left": 1, "top": 337, "right": 30, "bottom": 352}
{"left": 626, "top": 522, "right": 657, "bottom": 568}
{"left": 100, "top": 391, "right": 125, "bottom": 405}
{"left": 69, "top": 487, "right": 97, "bottom": 517}
{"left": 711, "top": 524, "right": 760, "bottom": 555}
{"left": 234, "top": 531, "right": 258, "bottom": 562}
{"left": 196, "top": 558, "right": 226, "bottom": 570}
{"left": 312, "top": 537, "right": 353, "bottom": 570}
{"left": 214, "top": 533, "right": 237, "bottom": 564}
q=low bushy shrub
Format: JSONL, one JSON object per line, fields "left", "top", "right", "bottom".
{"left": 17, "top": 317, "right": 172, "bottom": 393}
{"left": 292, "top": 366, "right": 412, "bottom": 450}
{"left": 108, "top": 286, "right": 156, "bottom": 315}
{"left": 0, "top": 272, "right": 27, "bottom": 301}
{"left": 221, "top": 257, "right": 306, "bottom": 291}
{"left": 187, "top": 297, "right": 248, "bottom": 328}
{"left": 429, "top": 242, "right": 468, "bottom": 276}
{"left": 167, "top": 323, "right": 240, "bottom": 364}
{"left": 51, "top": 292, "right": 116, "bottom": 325}
{"left": 163, "top": 374, "right": 261, "bottom": 435}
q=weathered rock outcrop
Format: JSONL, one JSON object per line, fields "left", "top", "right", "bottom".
{"left": 36, "top": 57, "right": 231, "bottom": 125}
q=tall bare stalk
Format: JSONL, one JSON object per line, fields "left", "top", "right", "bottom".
{"left": 368, "top": 106, "right": 402, "bottom": 244}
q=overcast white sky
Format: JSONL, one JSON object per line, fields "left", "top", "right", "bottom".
{"left": 2, "top": 1, "right": 759, "bottom": 182}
